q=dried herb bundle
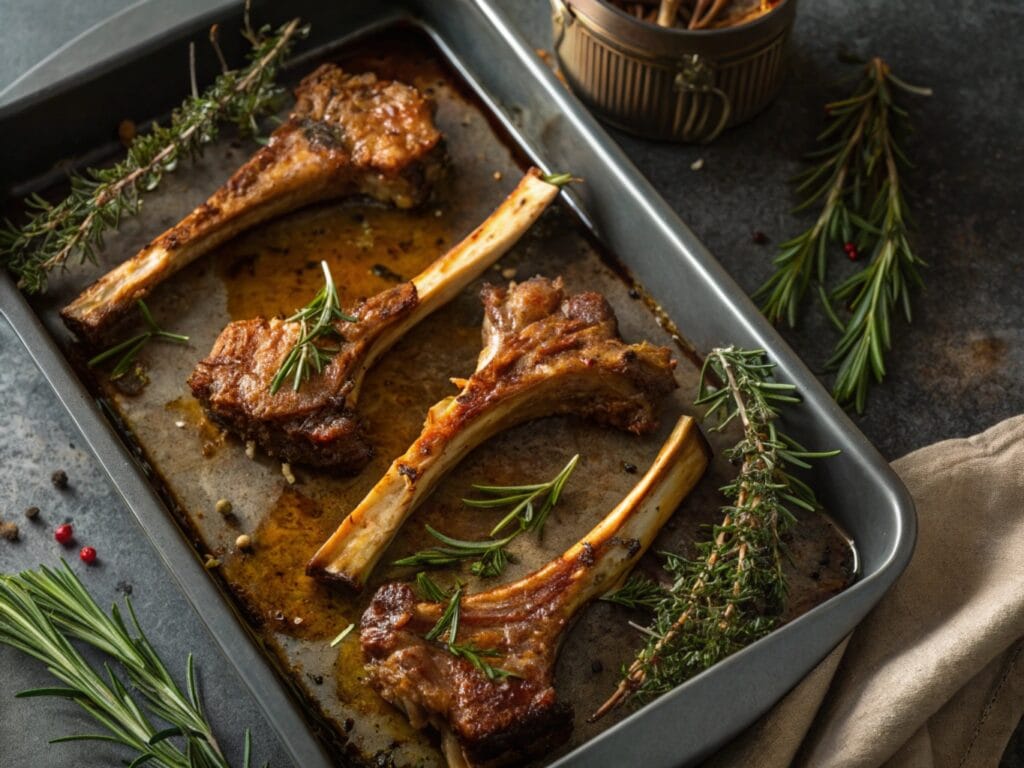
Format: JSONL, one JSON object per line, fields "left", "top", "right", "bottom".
{"left": 0, "top": 13, "right": 306, "bottom": 294}
{"left": 593, "top": 347, "right": 837, "bottom": 718}
{"left": 610, "top": 0, "right": 781, "bottom": 30}
{"left": 755, "top": 57, "right": 931, "bottom": 412}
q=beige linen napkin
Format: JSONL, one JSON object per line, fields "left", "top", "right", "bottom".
{"left": 709, "top": 414, "right": 1024, "bottom": 768}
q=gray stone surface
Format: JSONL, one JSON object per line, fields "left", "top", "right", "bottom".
{"left": 1, "top": 1, "right": 1022, "bottom": 766}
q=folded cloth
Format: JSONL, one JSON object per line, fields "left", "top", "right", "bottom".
{"left": 708, "top": 414, "right": 1024, "bottom": 768}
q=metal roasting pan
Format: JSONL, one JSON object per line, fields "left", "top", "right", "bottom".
{"left": 0, "top": 0, "right": 916, "bottom": 766}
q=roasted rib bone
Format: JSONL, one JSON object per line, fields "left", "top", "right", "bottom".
{"left": 307, "top": 276, "right": 679, "bottom": 587}
{"left": 62, "top": 64, "right": 445, "bottom": 343}
{"left": 187, "top": 169, "right": 563, "bottom": 470}
{"left": 361, "top": 415, "right": 709, "bottom": 768}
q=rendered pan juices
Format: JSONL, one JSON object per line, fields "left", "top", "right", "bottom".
{"left": 21, "top": 28, "right": 853, "bottom": 768}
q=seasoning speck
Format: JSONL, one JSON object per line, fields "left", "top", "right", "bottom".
{"left": 591, "top": 659, "right": 604, "bottom": 674}
{"left": 24, "top": 506, "right": 40, "bottom": 520}
{"left": 501, "top": 267, "right": 517, "bottom": 280}
{"left": 204, "top": 555, "right": 222, "bottom": 569}
{"left": 0, "top": 520, "right": 19, "bottom": 542}
{"left": 51, "top": 469, "right": 69, "bottom": 490}
{"left": 236, "top": 534, "right": 253, "bottom": 551}
{"left": 622, "top": 461, "right": 638, "bottom": 474}
{"left": 175, "top": 420, "right": 186, "bottom": 428}
{"left": 281, "top": 462, "right": 296, "bottom": 485}
{"left": 493, "top": 171, "right": 503, "bottom": 181}
{"left": 690, "top": 157, "right": 704, "bottom": 171}
{"left": 752, "top": 230, "right": 770, "bottom": 245}
{"left": 628, "top": 287, "right": 641, "bottom": 300}
{"left": 434, "top": 209, "right": 443, "bottom": 218}
{"left": 245, "top": 440, "right": 256, "bottom": 460}
{"left": 215, "top": 498, "right": 233, "bottom": 516}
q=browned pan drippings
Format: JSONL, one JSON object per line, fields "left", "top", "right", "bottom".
{"left": 37, "top": 28, "right": 853, "bottom": 767}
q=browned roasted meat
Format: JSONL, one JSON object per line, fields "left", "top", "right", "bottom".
{"left": 188, "top": 170, "right": 565, "bottom": 469}
{"left": 62, "top": 64, "right": 445, "bottom": 344}
{"left": 361, "top": 416, "right": 709, "bottom": 767}
{"left": 308, "top": 276, "right": 679, "bottom": 588}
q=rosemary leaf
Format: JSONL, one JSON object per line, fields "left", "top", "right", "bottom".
{"left": 268, "top": 260, "right": 357, "bottom": 395}
{"left": 396, "top": 456, "right": 579, "bottom": 578}
{"left": 88, "top": 300, "right": 189, "bottom": 379}
{"left": 423, "top": 584, "right": 512, "bottom": 681}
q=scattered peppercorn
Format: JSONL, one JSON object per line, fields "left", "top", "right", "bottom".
{"left": 80, "top": 546, "right": 97, "bottom": 565}
{"left": 501, "top": 267, "right": 517, "bottom": 280}
{"left": 844, "top": 241, "right": 859, "bottom": 261}
{"left": 591, "top": 659, "right": 604, "bottom": 674}
{"left": 215, "top": 498, "right": 233, "bottom": 516}
{"left": 752, "top": 230, "right": 770, "bottom": 245}
{"left": 622, "top": 461, "right": 638, "bottom": 474}
{"left": 628, "top": 287, "right": 641, "bottom": 300}
{"left": 236, "top": 533, "right": 253, "bottom": 551}
{"left": 54, "top": 523, "right": 74, "bottom": 544}
{"left": 51, "top": 469, "right": 69, "bottom": 490}
{"left": 0, "top": 520, "right": 19, "bottom": 542}
{"left": 24, "top": 506, "right": 40, "bottom": 520}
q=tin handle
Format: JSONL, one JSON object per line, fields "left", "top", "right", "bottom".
{"left": 673, "top": 54, "right": 731, "bottom": 142}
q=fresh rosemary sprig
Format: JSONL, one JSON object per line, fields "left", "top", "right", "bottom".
{"left": 394, "top": 455, "right": 579, "bottom": 577}
{"left": 599, "top": 574, "right": 664, "bottom": 612}
{"left": 592, "top": 347, "right": 838, "bottom": 719}
{"left": 87, "top": 299, "right": 189, "bottom": 378}
{"left": 466, "top": 454, "right": 579, "bottom": 537}
{"left": 754, "top": 57, "right": 931, "bottom": 412}
{"left": 423, "top": 580, "right": 512, "bottom": 681}
{"left": 0, "top": 562, "right": 261, "bottom": 767}
{"left": 0, "top": 15, "right": 306, "bottom": 294}
{"left": 268, "top": 260, "right": 357, "bottom": 395}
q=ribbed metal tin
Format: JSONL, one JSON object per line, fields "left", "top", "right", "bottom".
{"left": 552, "top": 0, "right": 795, "bottom": 142}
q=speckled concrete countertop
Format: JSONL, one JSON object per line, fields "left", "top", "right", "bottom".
{"left": 1, "top": 1, "right": 1021, "bottom": 766}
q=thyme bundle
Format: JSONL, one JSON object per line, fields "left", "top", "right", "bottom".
{"left": 593, "top": 347, "right": 837, "bottom": 718}
{"left": 0, "top": 13, "right": 306, "bottom": 294}
{"left": 755, "top": 57, "right": 931, "bottom": 412}
{"left": 0, "top": 562, "right": 262, "bottom": 767}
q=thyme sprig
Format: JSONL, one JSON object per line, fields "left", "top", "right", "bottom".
{"left": 754, "top": 58, "right": 930, "bottom": 412}
{"left": 394, "top": 455, "right": 579, "bottom": 577}
{"left": 87, "top": 300, "right": 189, "bottom": 379}
{"left": 268, "top": 261, "right": 357, "bottom": 395}
{"left": 0, "top": 16, "right": 306, "bottom": 294}
{"left": 419, "top": 577, "right": 512, "bottom": 681}
{"left": 592, "top": 347, "right": 838, "bottom": 719}
{"left": 0, "top": 562, "right": 262, "bottom": 767}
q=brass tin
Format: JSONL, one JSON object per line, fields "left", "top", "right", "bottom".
{"left": 552, "top": 0, "right": 796, "bottom": 142}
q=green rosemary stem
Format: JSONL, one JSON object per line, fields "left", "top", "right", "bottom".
{"left": 0, "top": 562, "right": 261, "bottom": 767}
{"left": 1, "top": 17, "right": 306, "bottom": 294}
